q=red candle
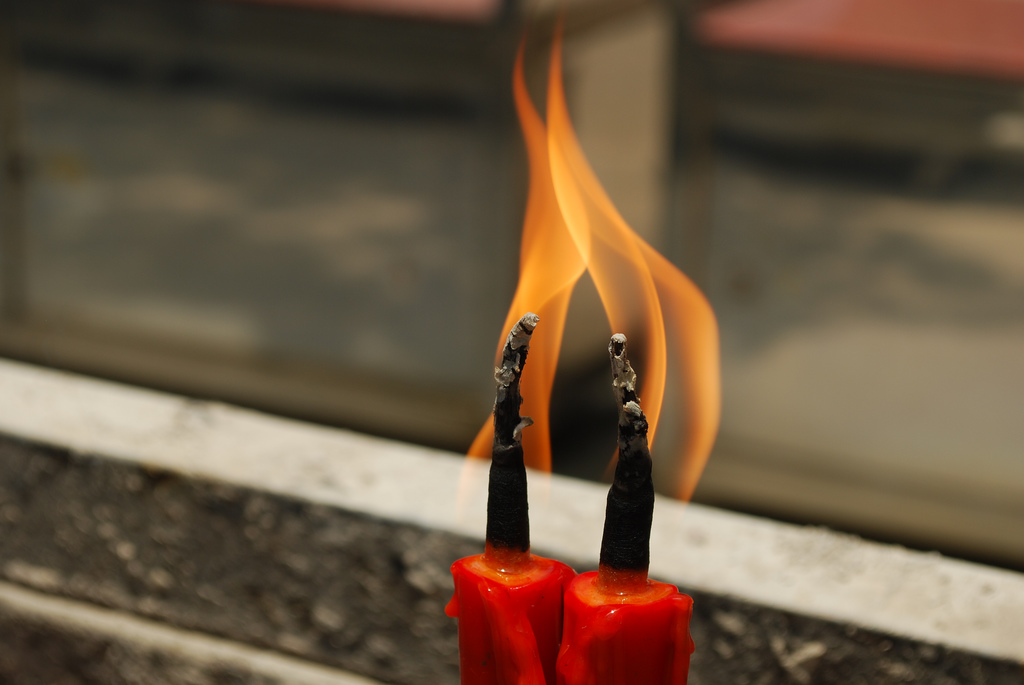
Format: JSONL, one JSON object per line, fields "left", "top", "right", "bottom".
{"left": 448, "top": 313, "right": 576, "bottom": 685}
{"left": 446, "top": 546, "right": 575, "bottom": 684}
{"left": 556, "top": 335, "right": 695, "bottom": 685}
{"left": 557, "top": 571, "right": 693, "bottom": 685}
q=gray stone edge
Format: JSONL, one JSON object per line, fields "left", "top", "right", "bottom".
{"left": 0, "top": 580, "right": 386, "bottom": 685}
{"left": 0, "top": 357, "right": 1022, "bottom": 664}
{"left": 1, "top": 435, "right": 1021, "bottom": 685}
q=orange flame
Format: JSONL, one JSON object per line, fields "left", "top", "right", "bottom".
{"left": 468, "top": 30, "right": 721, "bottom": 501}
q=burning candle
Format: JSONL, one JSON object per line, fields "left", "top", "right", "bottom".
{"left": 556, "top": 335, "right": 695, "bottom": 685}
{"left": 446, "top": 313, "right": 576, "bottom": 685}
{"left": 453, "top": 23, "right": 717, "bottom": 684}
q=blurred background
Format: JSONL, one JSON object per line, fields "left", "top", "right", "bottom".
{"left": 0, "top": 0, "right": 1021, "bottom": 569}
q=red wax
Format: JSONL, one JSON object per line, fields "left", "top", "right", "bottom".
{"left": 446, "top": 549, "right": 576, "bottom": 685}
{"left": 556, "top": 571, "right": 695, "bottom": 685}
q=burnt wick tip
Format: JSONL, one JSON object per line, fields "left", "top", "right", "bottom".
{"left": 508, "top": 312, "right": 540, "bottom": 351}
{"left": 610, "top": 333, "right": 626, "bottom": 357}
{"left": 495, "top": 313, "right": 540, "bottom": 390}
{"left": 609, "top": 334, "right": 638, "bottom": 409}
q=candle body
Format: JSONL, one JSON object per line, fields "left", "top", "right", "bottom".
{"left": 556, "top": 571, "right": 694, "bottom": 685}
{"left": 446, "top": 553, "right": 576, "bottom": 685}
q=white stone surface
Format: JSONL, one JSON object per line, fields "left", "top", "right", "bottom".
{"left": 0, "top": 358, "right": 1021, "bottom": 662}
{"left": 0, "top": 580, "right": 385, "bottom": 685}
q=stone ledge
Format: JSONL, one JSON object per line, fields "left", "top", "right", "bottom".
{"left": 0, "top": 436, "right": 471, "bottom": 684}
{"left": 0, "top": 580, "right": 385, "bottom": 685}
{"left": 0, "top": 358, "right": 1022, "bottom": 684}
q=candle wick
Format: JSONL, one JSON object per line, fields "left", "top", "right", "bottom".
{"left": 599, "top": 334, "right": 655, "bottom": 588}
{"left": 485, "top": 313, "right": 539, "bottom": 558}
